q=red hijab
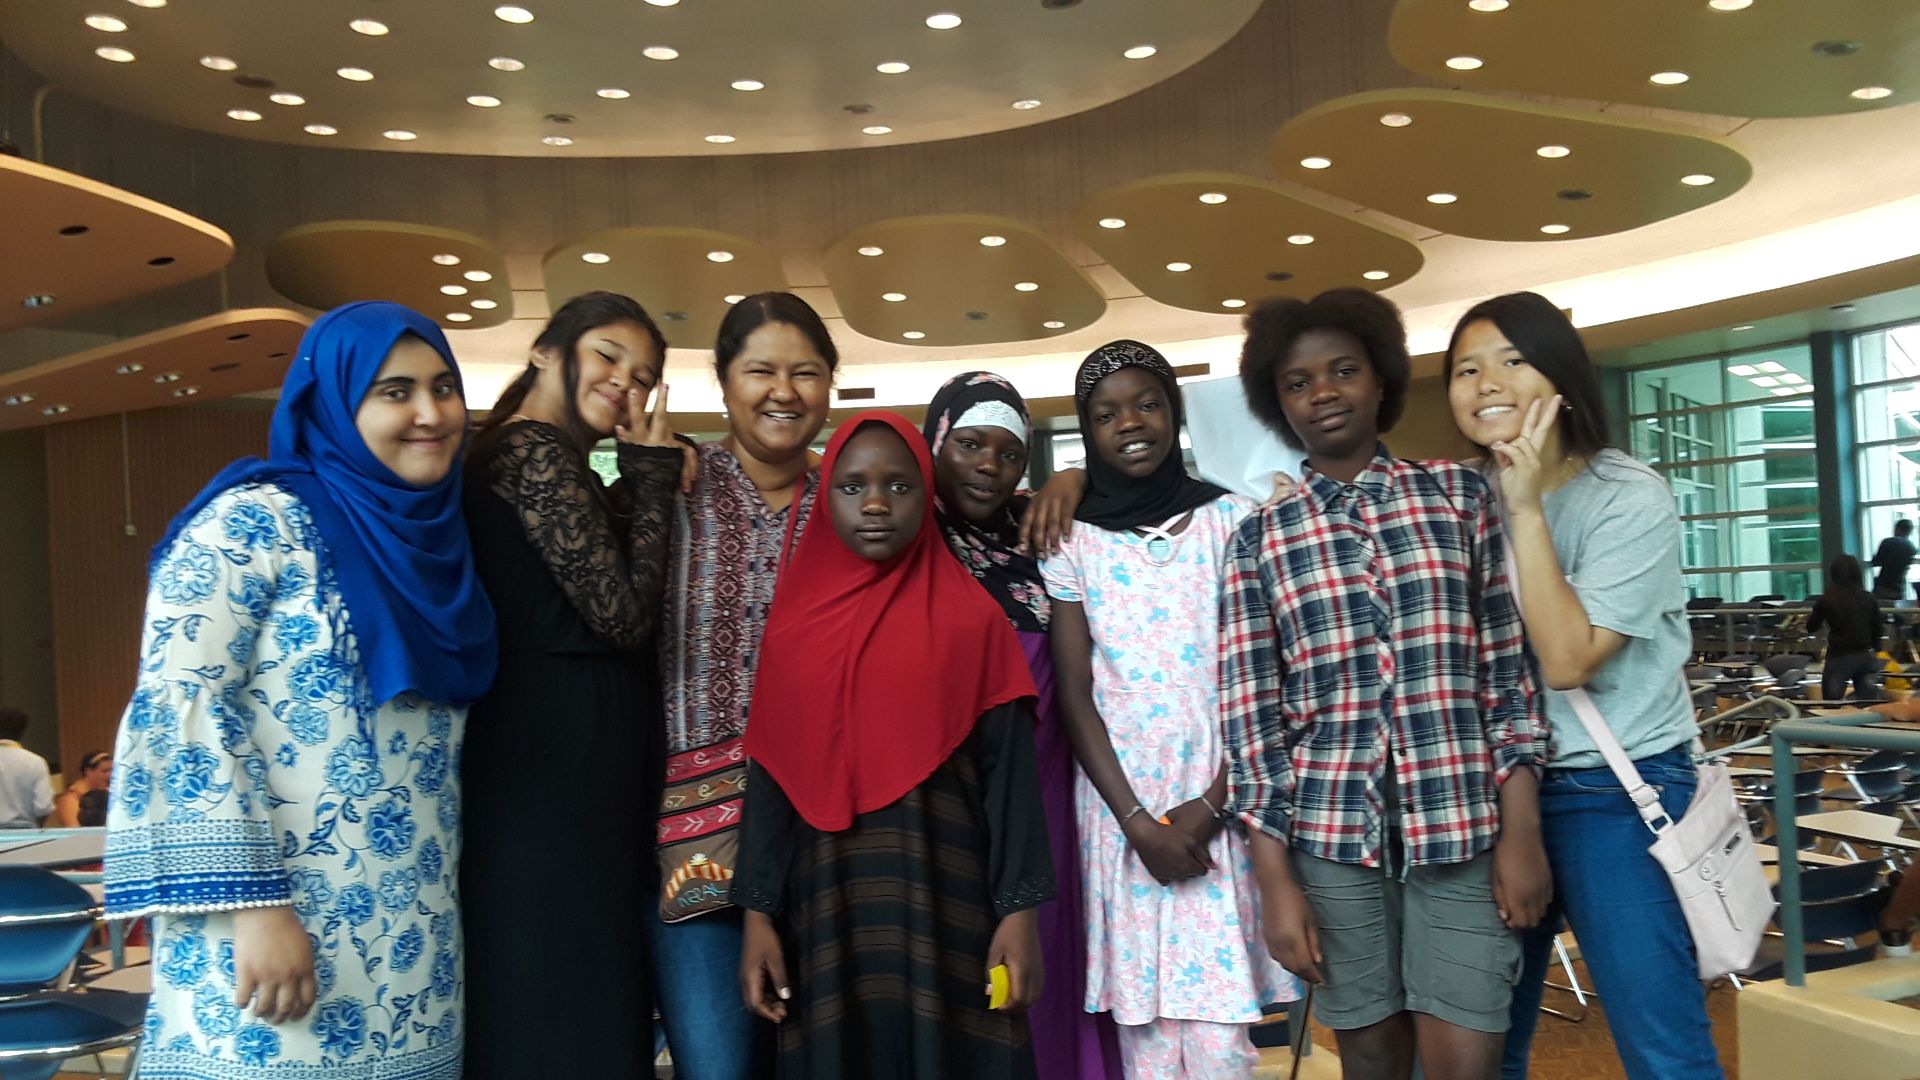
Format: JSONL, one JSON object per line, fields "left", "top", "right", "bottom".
{"left": 746, "top": 411, "right": 1037, "bottom": 832}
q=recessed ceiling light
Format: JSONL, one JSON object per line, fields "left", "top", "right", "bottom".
{"left": 862, "top": 125, "right": 893, "bottom": 135}
{"left": 383, "top": 129, "right": 418, "bottom": 141}
{"left": 926, "top": 12, "right": 962, "bottom": 29}
{"left": 125, "top": 0, "right": 166, "bottom": 7}
{"left": 1852, "top": 86, "right": 1894, "bottom": 101}
{"left": 858, "top": 245, "right": 884, "bottom": 256}
{"left": 171, "top": 386, "right": 199, "bottom": 398}
{"left": 1123, "top": 45, "right": 1157, "bottom": 60}
{"left": 1013, "top": 281, "right": 1039, "bottom": 292}
{"left": 494, "top": 6, "right": 535, "bottom": 24}
{"left": 152, "top": 371, "right": 180, "bottom": 382}
{"left": 1468, "top": 0, "right": 1509, "bottom": 9}
{"left": 470, "top": 299, "right": 499, "bottom": 311}
{"left": 1426, "top": 192, "right": 1458, "bottom": 204}
{"left": 644, "top": 0, "right": 679, "bottom": 5}
{"left": 980, "top": 235, "right": 1007, "bottom": 247}
{"left": 1300, "top": 156, "right": 1332, "bottom": 169}
{"left": 446, "top": 312, "right": 474, "bottom": 323}
{"left": 1445, "top": 55, "right": 1484, "bottom": 70}
{"left": 1681, "top": 173, "right": 1716, "bottom": 186}
{"left": 467, "top": 94, "right": 502, "bottom": 107}
{"left": 269, "top": 92, "right": 305, "bottom": 106}
{"left": 43, "top": 403, "right": 75, "bottom": 414}
{"left": 731, "top": 79, "right": 765, "bottom": 92}
{"left": 1011, "top": 99, "right": 1042, "bottom": 110}
{"left": 882, "top": 292, "right": 908, "bottom": 302}
{"left": 440, "top": 285, "right": 468, "bottom": 298}
{"left": 1222, "top": 298, "right": 1248, "bottom": 308}
{"left": 704, "top": 134, "right": 736, "bottom": 144}
{"left": 95, "top": 46, "right": 136, "bottom": 62}
{"left": 902, "top": 330, "right": 927, "bottom": 340}
{"left": 3, "top": 393, "right": 34, "bottom": 405}
{"left": 1287, "top": 234, "right": 1315, "bottom": 245}
{"left": 114, "top": 362, "right": 145, "bottom": 374}
{"left": 1199, "top": 192, "right": 1228, "bottom": 204}
{"left": 200, "top": 55, "right": 238, "bottom": 71}
{"left": 1708, "top": 0, "right": 1751, "bottom": 9}
{"left": 1730, "top": 324, "right": 1755, "bottom": 332}
{"left": 1536, "top": 144, "right": 1570, "bottom": 158}
{"left": 1540, "top": 223, "right": 1571, "bottom": 234}
{"left": 226, "top": 109, "right": 262, "bottom": 122}
{"left": 337, "top": 66, "right": 375, "bottom": 81}
{"left": 1380, "top": 112, "right": 1413, "bottom": 127}
{"left": 580, "top": 251, "right": 610, "bottom": 264}
{"left": 86, "top": 15, "right": 129, "bottom": 32}
{"left": 349, "top": 18, "right": 389, "bottom": 35}
{"left": 1770, "top": 386, "right": 1801, "bottom": 397}
{"left": 1649, "top": 71, "right": 1690, "bottom": 85}
{"left": 1043, "top": 320, "right": 1066, "bottom": 329}
{"left": 432, "top": 253, "right": 461, "bottom": 265}
{"left": 724, "top": 293, "right": 746, "bottom": 304}
{"left": 1098, "top": 217, "right": 1126, "bottom": 229}
{"left": 542, "top": 135, "right": 574, "bottom": 146}
{"left": 1166, "top": 261, "right": 1192, "bottom": 272}
{"left": 1727, "top": 363, "right": 1758, "bottom": 375}
{"left": 303, "top": 123, "right": 338, "bottom": 135}
{"left": 489, "top": 56, "right": 526, "bottom": 71}
{"left": 643, "top": 45, "right": 679, "bottom": 61}
{"left": 1750, "top": 375, "right": 1779, "bottom": 387}
{"left": 876, "top": 61, "right": 912, "bottom": 74}
{"left": 463, "top": 270, "right": 492, "bottom": 282}
{"left": 1363, "top": 270, "right": 1391, "bottom": 281}
{"left": 1779, "top": 373, "right": 1805, "bottom": 385}
{"left": 597, "top": 87, "right": 631, "bottom": 99}
{"left": 707, "top": 250, "right": 734, "bottom": 263}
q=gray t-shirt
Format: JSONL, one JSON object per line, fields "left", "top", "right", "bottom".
{"left": 1536, "top": 449, "right": 1697, "bottom": 768}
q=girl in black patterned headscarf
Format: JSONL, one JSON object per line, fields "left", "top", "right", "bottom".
{"left": 923, "top": 371, "right": 1049, "bottom": 633}
{"left": 1072, "top": 340, "right": 1226, "bottom": 532}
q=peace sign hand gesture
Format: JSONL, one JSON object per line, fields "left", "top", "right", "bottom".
{"left": 1489, "top": 394, "right": 1561, "bottom": 509}
{"left": 615, "top": 382, "right": 699, "bottom": 493}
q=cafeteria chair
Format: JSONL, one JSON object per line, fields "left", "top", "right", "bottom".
{"left": 0, "top": 866, "right": 146, "bottom": 1080}
{"left": 1740, "top": 861, "right": 1889, "bottom": 982}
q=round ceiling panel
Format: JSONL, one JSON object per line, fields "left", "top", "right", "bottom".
{"left": 543, "top": 228, "right": 785, "bottom": 351}
{"left": 265, "top": 222, "right": 513, "bottom": 329}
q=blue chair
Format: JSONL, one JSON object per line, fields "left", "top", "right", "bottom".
{"left": 0, "top": 866, "right": 145, "bottom": 1080}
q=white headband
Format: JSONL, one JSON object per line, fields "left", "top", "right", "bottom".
{"left": 951, "top": 400, "right": 1028, "bottom": 446}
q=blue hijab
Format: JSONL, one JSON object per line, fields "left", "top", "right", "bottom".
{"left": 152, "top": 301, "right": 498, "bottom": 707}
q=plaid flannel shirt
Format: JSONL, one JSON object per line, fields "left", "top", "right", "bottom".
{"left": 1219, "top": 446, "right": 1546, "bottom": 868}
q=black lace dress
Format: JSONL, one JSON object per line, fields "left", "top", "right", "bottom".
{"left": 733, "top": 701, "right": 1055, "bottom": 1080}
{"left": 460, "top": 421, "right": 678, "bottom": 1079}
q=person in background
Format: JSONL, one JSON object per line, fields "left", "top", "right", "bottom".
{"left": 1046, "top": 340, "right": 1296, "bottom": 1080}
{"left": 54, "top": 750, "right": 112, "bottom": 828}
{"left": 736, "top": 412, "right": 1054, "bottom": 1078}
{"left": 105, "top": 302, "right": 495, "bottom": 1079}
{"left": 1870, "top": 519, "right": 1915, "bottom": 602}
{"left": 922, "top": 371, "right": 1124, "bottom": 1079}
{"left": 461, "top": 291, "right": 685, "bottom": 1080}
{"left": 1809, "top": 553, "right": 1883, "bottom": 701}
{"left": 0, "top": 706, "right": 54, "bottom": 828}
{"left": 1444, "top": 291, "right": 1725, "bottom": 1080}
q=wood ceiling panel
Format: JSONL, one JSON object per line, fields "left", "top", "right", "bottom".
{"left": 542, "top": 228, "right": 786, "bottom": 352}
{"left": 266, "top": 222, "right": 512, "bottom": 329}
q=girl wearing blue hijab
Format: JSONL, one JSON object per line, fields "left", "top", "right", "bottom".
{"left": 104, "top": 301, "right": 494, "bottom": 1080}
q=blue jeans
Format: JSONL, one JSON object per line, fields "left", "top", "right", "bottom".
{"left": 647, "top": 907, "right": 772, "bottom": 1080}
{"left": 1501, "top": 747, "right": 1725, "bottom": 1080}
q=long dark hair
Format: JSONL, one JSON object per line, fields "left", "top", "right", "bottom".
{"left": 480, "top": 291, "right": 668, "bottom": 446}
{"left": 1826, "top": 553, "right": 1866, "bottom": 594}
{"left": 713, "top": 291, "right": 838, "bottom": 381}
{"left": 1445, "top": 292, "right": 1612, "bottom": 462}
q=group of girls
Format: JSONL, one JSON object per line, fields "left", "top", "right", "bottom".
{"left": 99, "top": 277, "right": 1720, "bottom": 1080}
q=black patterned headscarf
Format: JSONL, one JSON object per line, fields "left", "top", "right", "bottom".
{"left": 922, "top": 371, "right": 1049, "bottom": 634}
{"left": 1072, "top": 340, "right": 1227, "bottom": 531}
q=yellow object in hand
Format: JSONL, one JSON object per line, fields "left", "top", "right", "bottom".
{"left": 987, "top": 964, "right": 1010, "bottom": 1010}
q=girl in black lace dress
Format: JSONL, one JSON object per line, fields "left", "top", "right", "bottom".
{"left": 461, "top": 292, "right": 686, "bottom": 1079}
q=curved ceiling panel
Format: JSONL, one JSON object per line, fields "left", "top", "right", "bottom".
{"left": 0, "top": 308, "right": 308, "bottom": 432}
{"left": 543, "top": 228, "right": 784, "bottom": 351}
{"left": 1078, "top": 173, "right": 1424, "bottom": 313}
{"left": 0, "top": 155, "right": 231, "bottom": 334}
{"left": 1388, "top": 0, "right": 1916, "bottom": 118}
{"left": 1272, "top": 91, "right": 1751, "bottom": 243}
{"left": 266, "top": 222, "right": 512, "bottom": 330}
{"left": 825, "top": 216, "right": 1104, "bottom": 348}
{"left": 0, "top": 0, "right": 1260, "bottom": 157}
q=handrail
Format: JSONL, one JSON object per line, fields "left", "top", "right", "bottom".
{"left": 1769, "top": 709, "right": 1920, "bottom": 986}
{"left": 1687, "top": 606, "right": 1920, "bottom": 617}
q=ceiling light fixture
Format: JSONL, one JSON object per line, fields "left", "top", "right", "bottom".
{"left": 1756, "top": 361, "right": 1786, "bottom": 373}
{"left": 1222, "top": 298, "right": 1248, "bottom": 308}
{"left": 1166, "top": 261, "right": 1192, "bottom": 272}
{"left": 1750, "top": 375, "right": 1779, "bottom": 387}
{"left": 1380, "top": 112, "right": 1413, "bottom": 127}
{"left": 1013, "top": 281, "right": 1039, "bottom": 292}
{"left": 597, "top": 87, "right": 631, "bottom": 99}
{"left": 1300, "top": 156, "right": 1332, "bottom": 169}
{"left": 86, "top": 15, "right": 129, "bottom": 32}
{"left": 1851, "top": 86, "right": 1894, "bottom": 101}
{"left": 446, "top": 312, "right": 474, "bottom": 323}
{"left": 858, "top": 245, "right": 884, "bottom": 256}
{"left": 1426, "top": 192, "right": 1458, "bottom": 204}
{"left": 43, "top": 403, "right": 74, "bottom": 415}
{"left": 902, "top": 330, "right": 927, "bottom": 340}
{"left": 226, "top": 108, "right": 262, "bottom": 122}
{"left": 1536, "top": 144, "right": 1570, "bottom": 158}
{"left": 467, "top": 94, "right": 501, "bottom": 107}
{"left": 152, "top": 371, "right": 180, "bottom": 383}
{"left": 704, "top": 133, "right": 736, "bottom": 143}
{"left": 1730, "top": 325, "right": 1755, "bottom": 332}
{"left": 1011, "top": 99, "right": 1042, "bottom": 110}
{"left": 471, "top": 299, "right": 499, "bottom": 310}
{"left": 1098, "top": 217, "right": 1126, "bottom": 229}
{"left": 1681, "top": 173, "right": 1717, "bottom": 186}
{"left": 876, "top": 61, "right": 911, "bottom": 74}
{"left": 542, "top": 135, "right": 574, "bottom": 146}
{"left": 643, "top": 45, "right": 679, "bottom": 61}
{"left": 926, "top": 12, "right": 962, "bottom": 29}
{"left": 731, "top": 79, "right": 764, "bottom": 91}
{"left": 1770, "top": 386, "right": 1801, "bottom": 397}
{"left": 432, "top": 253, "right": 461, "bottom": 266}
{"left": 1707, "top": 0, "right": 1752, "bottom": 9}
{"left": 1363, "top": 270, "right": 1391, "bottom": 281}
{"left": 350, "top": 18, "right": 389, "bottom": 35}
{"left": 95, "top": 46, "right": 136, "bottom": 62}
{"left": 440, "top": 286, "right": 469, "bottom": 299}
{"left": 269, "top": 92, "right": 305, "bottom": 106}
{"left": 862, "top": 124, "right": 893, "bottom": 135}
{"left": 1727, "top": 364, "right": 1758, "bottom": 375}
{"left": 171, "top": 387, "right": 199, "bottom": 398}
{"left": 383, "top": 129, "right": 418, "bottom": 141}
{"left": 200, "top": 55, "right": 238, "bottom": 71}
{"left": 303, "top": 123, "right": 338, "bottom": 135}
{"left": 1287, "top": 234, "right": 1315, "bottom": 245}
{"left": 463, "top": 270, "right": 492, "bottom": 282}
{"left": 2, "top": 393, "right": 33, "bottom": 405}
{"left": 1780, "top": 373, "right": 1806, "bottom": 385}
{"left": 1445, "top": 56, "right": 1484, "bottom": 70}
{"left": 1468, "top": 0, "right": 1509, "bottom": 9}
{"left": 1043, "top": 321, "right": 1066, "bottom": 329}
{"left": 1199, "top": 192, "right": 1228, "bottom": 204}
{"left": 114, "top": 362, "right": 145, "bottom": 374}
{"left": 1540, "top": 223, "right": 1571, "bottom": 234}
{"left": 707, "top": 250, "right": 734, "bottom": 263}
{"left": 644, "top": 0, "right": 680, "bottom": 5}
{"left": 494, "top": 6, "right": 535, "bottom": 24}
{"left": 1123, "top": 45, "right": 1157, "bottom": 60}
{"left": 580, "top": 251, "right": 610, "bottom": 264}
{"left": 489, "top": 56, "right": 525, "bottom": 71}
{"left": 1649, "top": 71, "right": 1691, "bottom": 85}
{"left": 126, "top": 0, "right": 167, "bottom": 7}
{"left": 979, "top": 235, "right": 1008, "bottom": 247}
{"left": 337, "top": 66, "right": 375, "bottom": 81}
{"left": 882, "top": 292, "right": 908, "bottom": 302}
{"left": 724, "top": 294, "right": 746, "bottom": 304}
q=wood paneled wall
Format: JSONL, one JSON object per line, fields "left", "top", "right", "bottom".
{"left": 43, "top": 405, "right": 270, "bottom": 765}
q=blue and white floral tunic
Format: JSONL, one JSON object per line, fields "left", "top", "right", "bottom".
{"left": 106, "top": 483, "right": 465, "bottom": 1079}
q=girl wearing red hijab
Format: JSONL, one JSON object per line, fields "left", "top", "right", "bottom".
{"left": 735, "top": 412, "right": 1056, "bottom": 1079}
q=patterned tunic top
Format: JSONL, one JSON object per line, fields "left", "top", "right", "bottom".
{"left": 106, "top": 483, "right": 465, "bottom": 1079}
